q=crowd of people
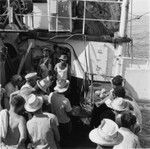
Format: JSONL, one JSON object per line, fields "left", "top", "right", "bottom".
{"left": 89, "top": 75, "right": 142, "bottom": 149}
{"left": 0, "top": 47, "right": 143, "bottom": 149}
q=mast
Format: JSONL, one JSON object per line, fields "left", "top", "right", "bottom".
{"left": 114, "top": 0, "right": 129, "bottom": 76}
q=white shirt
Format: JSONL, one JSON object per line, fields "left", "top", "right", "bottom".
{"left": 55, "top": 63, "right": 68, "bottom": 80}
{"left": 114, "top": 127, "right": 141, "bottom": 149}
{"left": 27, "top": 113, "right": 59, "bottom": 149}
{"left": 49, "top": 92, "right": 72, "bottom": 124}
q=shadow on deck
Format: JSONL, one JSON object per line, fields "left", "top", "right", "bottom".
{"left": 62, "top": 117, "right": 96, "bottom": 149}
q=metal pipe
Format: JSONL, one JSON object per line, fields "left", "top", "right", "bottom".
{"left": 119, "top": 0, "right": 129, "bottom": 37}
{"left": 77, "top": 0, "right": 123, "bottom": 3}
{"left": 82, "top": 0, "right": 86, "bottom": 34}
{"left": 0, "top": 29, "right": 29, "bottom": 33}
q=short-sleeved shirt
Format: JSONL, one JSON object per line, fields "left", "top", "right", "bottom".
{"left": 49, "top": 92, "right": 72, "bottom": 124}
{"left": 27, "top": 113, "right": 58, "bottom": 149}
{"left": 113, "top": 127, "right": 141, "bottom": 149}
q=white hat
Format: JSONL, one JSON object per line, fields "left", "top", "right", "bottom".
{"left": 54, "top": 79, "right": 69, "bottom": 93}
{"left": 37, "top": 76, "right": 52, "bottom": 93}
{"left": 89, "top": 119, "right": 123, "bottom": 146}
{"left": 25, "top": 94, "right": 43, "bottom": 112}
{"left": 110, "top": 97, "right": 129, "bottom": 111}
{"left": 25, "top": 72, "right": 37, "bottom": 80}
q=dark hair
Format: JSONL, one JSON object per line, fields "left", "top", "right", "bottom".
{"left": 10, "top": 95, "right": 25, "bottom": 108}
{"left": 113, "top": 86, "right": 126, "bottom": 98}
{"left": 121, "top": 112, "right": 137, "bottom": 129}
{"left": 112, "top": 75, "right": 123, "bottom": 86}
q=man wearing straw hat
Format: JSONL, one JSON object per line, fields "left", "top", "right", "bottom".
{"left": 20, "top": 72, "right": 37, "bottom": 101}
{"left": 107, "top": 97, "right": 142, "bottom": 135}
{"left": 25, "top": 94, "right": 60, "bottom": 149}
{"left": 89, "top": 118, "right": 123, "bottom": 149}
{"left": 49, "top": 79, "right": 72, "bottom": 147}
{"left": 34, "top": 75, "right": 53, "bottom": 113}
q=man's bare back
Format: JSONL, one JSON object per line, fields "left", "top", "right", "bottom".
{"left": 4, "top": 111, "right": 26, "bottom": 148}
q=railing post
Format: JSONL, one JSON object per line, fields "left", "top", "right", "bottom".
{"left": 82, "top": 0, "right": 86, "bottom": 34}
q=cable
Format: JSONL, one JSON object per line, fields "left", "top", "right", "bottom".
{"left": 128, "top": 11, "right": 150, "bottom": 22}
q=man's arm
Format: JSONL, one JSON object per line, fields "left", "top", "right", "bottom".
{"left": 50, "top": 117, "right": 60, "bottom": 142}
{"left": 65, "top": 98, "right": 73, "bottom": 116}
{"left": 18, "top": 117, "right": 27, "bottom": 148}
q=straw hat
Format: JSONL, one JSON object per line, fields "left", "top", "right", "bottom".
{"left": 25, "top": 72, "right": 37, "bottom": 81}
{"left": 89, "top": 119, "right": 123, "bottom": 146}
{"left": 54, "top": 79, "right": 69, "bottom": 93}
{"left": 59, "top": 54, "right": 67, "bottom": 61}
{"left": 25, "top": 94, "right": 43, "bottom": 112}
{"left": 110, "top": 97, "right": 129, "bottom": 111}
{"left": 37, "top": 76, "right": 51, "bottom": 93}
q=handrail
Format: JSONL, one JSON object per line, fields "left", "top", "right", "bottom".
{"left": 77, "top": 0, "right": 123, "bottom": 4}
{"left": 14, "top": 14, "right": 121, "bottom": 23}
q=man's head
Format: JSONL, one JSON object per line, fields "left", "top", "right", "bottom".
{"left": 25, "top": 72, "right": 37, "bottom": 87}
{"left": 112, "top": 86, "right": 126, "bottom": 98}
{"left": 11, "top": 74, "right": 22, "bottom": 86}
{"left": 59, "top": 54, "right": 68, "bottom": 64}
{"left": 120, "top": 111, "right": 137, "bottom": 130}
{"left": 111, "top": 75, "right": 124, "bottom": 88}
{"left": 43, "top": 47, "right": 50, "bottom": 57}
{"left": 10, "top": 95, "right": 25, "bottom": 114}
